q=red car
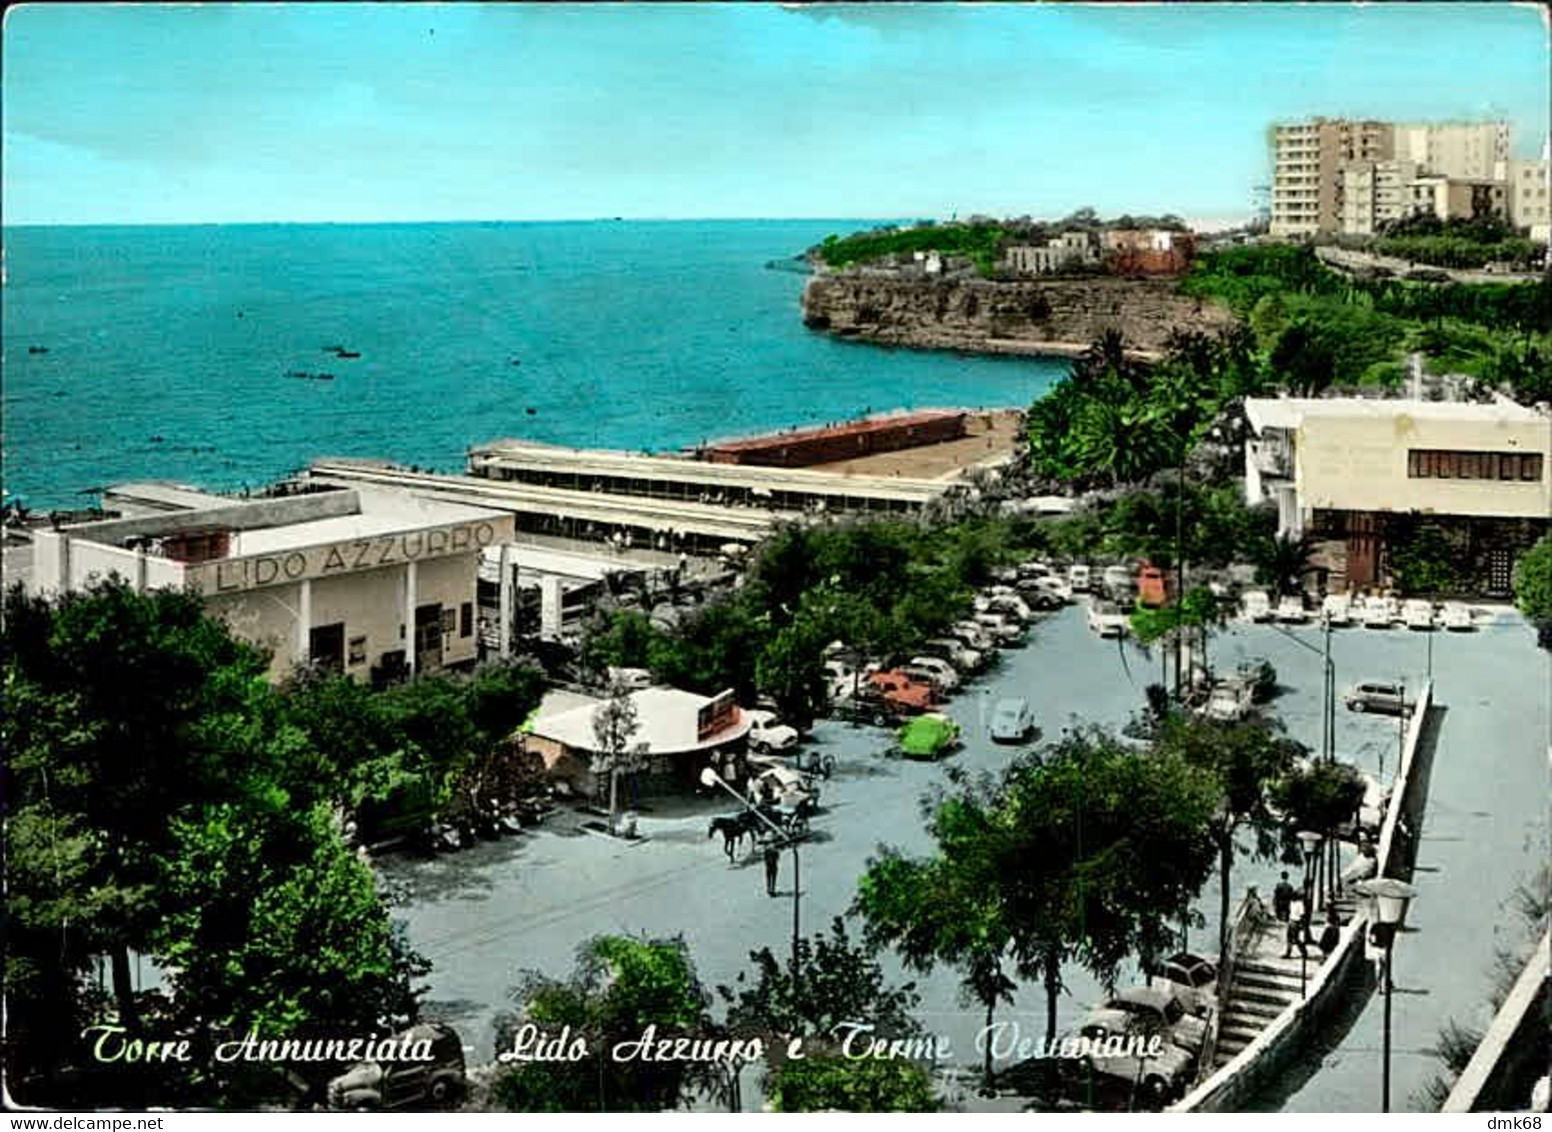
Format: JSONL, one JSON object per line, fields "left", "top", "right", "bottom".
{"left": 1137, "top": 562, "right": 1168, "bottom": 608}
{"left": 866, "top": 670, "right": 936, "bottom": 715}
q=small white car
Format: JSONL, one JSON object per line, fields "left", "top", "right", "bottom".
{"left": 1033, "top": 575, "right": 1074, "bottom": 602}
{"left": 974, "top": 611, "right": 1024, "bottom": 643}
{"left": 1361, "top": 596, "right": 1398, "bottom": 628}
{"left": 744, "top": 709, "right": 799, "bottom": 753}
{"left": 1441, "top": 601, "right": 1474, "bottom": 631}
{"left": 1204, "top": 683, "right": 1250, "bottom": 722}
{"left": 1402, "top": 599, "right": 1435, "bottom": 631}
{"left": 1276, "top": 595, "right": 1309, "bottom": 623}
{"left": 606, "top": 666, "right": 653, "bottom": 690}
{"left": 1068, "top": 564, "right": 1092, "bottom": 593}
{"left": 907, "top": 656, "right": 961, "bottom": 692}
{"left": 1101, "top": 564, "right": 1131, "bottom": 594}
{"left": 1241, "top": 590, "right": 1273, "bottom": 622}
{"left": 951, "top": 622, "right": 997, "bottom": 652}
{"left": 989, "top": 698, "right": 1036, "bottom": 743}
{"left": 1018, "top": 560, "right": 1053, "bottom": 580}
{"left": 1087, "top": 600, "right": 1130, "bottom": 639}
{"left": 1321, "top": 593, "right": 1352, "bottom": 626}
{"left": 925, "top": 638, "right": 983, "bottom": 672}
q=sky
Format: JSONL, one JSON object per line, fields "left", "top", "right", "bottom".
{"left": 2, "top": 2, "right": 1548, "bottom": 226}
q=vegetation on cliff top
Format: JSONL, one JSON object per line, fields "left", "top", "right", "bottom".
{"left": 1179, "top": 243, "right": 1551, "bottom": 402}
{"left": 813, "top": 209, "right": 1189, "bottom": 277}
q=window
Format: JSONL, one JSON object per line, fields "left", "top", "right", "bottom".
{"left": 460, "top": 602, "right": 473, "bottom": 638}
{"left": 1408, "top": 449, "right": 1542, "bottom": 482}
{"left": 348, "top": 635, "right": 367, "bottom": 666}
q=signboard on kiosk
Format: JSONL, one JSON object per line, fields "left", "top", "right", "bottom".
{"left": 697, "top": 689, "right": 737, "bottom": 741}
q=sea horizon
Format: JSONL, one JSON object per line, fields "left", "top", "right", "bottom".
{"left": 2, "top": 219, "right": 1066, "bottom": 509}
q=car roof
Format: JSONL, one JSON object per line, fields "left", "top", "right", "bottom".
{"left": 1114, "top": 985, "right": 1174, "bottom": 1009}
{"left": 994, "top": 697, "right": 1028, "bottom": 712}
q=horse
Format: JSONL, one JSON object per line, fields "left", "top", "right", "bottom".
{"left": 707, "top": 811, "right": 762, "bottom": 861}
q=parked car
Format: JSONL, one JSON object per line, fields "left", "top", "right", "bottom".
{"left": 907, "top": 655, "right": 961, "bottom": 692}
{"left": 1241, "top": 590, "right": 1273, "bottom": 622}
{"left": 1065, "top": 1019, "right": 1196, "bottom": 1109}
{"left": 1275, "top": 594, "right": 1309, "bottom": 623}
{"left": 1101, "top": 564, "right": 1132, "bottom": 595}
{"left": 1360, "top": 595, "right": 1398, "bottom": 628}
{"left": 924, "top": 637, "right": 984, "bottom": 672}
{"left": 984, "top": 589, "right": 1033, "bottom": 621}
{"left": 866, "top": 670, "right": 936, "bottom": 716}
{"left": 1441, "top": 601, "right": 1475, "bottom": 631}
{"left": 950, "top": 621, "right": 997, "bottom": 653}
{"left": 896, "top": 712, "right": 962, "bottom": 760}
{"left": 1031, "top": 575, "right": 1074, "bottom": 603}
{"left": 1082, "top": 986, "right": 1207, "bottom": 1056}
{"left": 606, "top": 666, "right": 653, "bottom": 690}
{"left": 973, "top": 611, "right": 1024, "bottom": 644}
{"left": 1136, "top": 562, "right": 1168, "bottom": 608}
{"left": 989, "top": 697, "right": 1036, "bottom": 743}
{"left": 1087, "top": 600, "right": 1130, "bottom": 639}
{"left": 1321, "top": 593, "right": 1352, "bottom": 627}
{"left": 1068, "top": 563, "right": 1093, "bottom": 593}
{"left": 1150, "top": 952, "right": 1218, "bottom": 1019}
{"left": 1018, "top": 560, "right": 1053, "bottom": 580}
{"left": 328, "top": 1023, "right": 466, "bottom": 1111}
{"left": 1203, "top": 681, "right": 1250, "bottom": 722}
{"left": 1344, "top": 680, "right": 1410, "bottom": 716}
{"left": 1403, "top": 599, "right": 1435, "bottom": 630}
{"left": 744, "top": 708, "right": 799, "bottom": 753}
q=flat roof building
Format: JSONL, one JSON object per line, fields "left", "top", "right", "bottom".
{"left": 1244, "top": 397, "right": 1551, "bottom": 594}
{"left": 31, "top": 482, "right": 514, "bottom": 681}
{"left": 524, "top": 685, "right": 752, "bottom": 799}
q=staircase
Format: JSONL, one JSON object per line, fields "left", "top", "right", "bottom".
{"left": 1211, "top": 953, "right": 1306, "bottom": 1067}
{"left": 1207, "top": 894, "right": 1361, "bottom": 1070}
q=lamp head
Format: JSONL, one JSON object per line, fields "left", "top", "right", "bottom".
{"left": 1296, "top": 829, "right": 1324, "bottom": 860}
{"left": 700, "top": 767, "right": 721, "bottom": 789}
{"left": 1355, "top": 877, "right": 1416, "bottom": 926}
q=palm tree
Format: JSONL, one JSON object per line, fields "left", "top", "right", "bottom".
{"left": 1258, "top": 532, "right": 1318, "bottom": 597}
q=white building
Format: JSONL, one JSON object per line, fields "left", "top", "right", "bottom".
{"left": 1244, "top": 398, "right": 1551, "bottom": 594}
{"left": 31, "top": 482, "right": 514, "bottom": 681}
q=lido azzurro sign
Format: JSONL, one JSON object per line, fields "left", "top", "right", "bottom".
{"left": 186, "top": 518, "right": 511, "bottom": 595}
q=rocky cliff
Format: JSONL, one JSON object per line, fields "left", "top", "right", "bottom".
{"left": 800, "top": 272, "right": 1235, "bottom": 357}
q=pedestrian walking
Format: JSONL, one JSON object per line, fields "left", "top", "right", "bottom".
{"left": 1283, "top": 898, "right": 1309, "bottom": 960}
{"left": 763, "top": 843, "right": 781, "bottom": 897}
{"left": 1272, "top": 872, "right": 1296, "bottom": 922}
{"left": 1318, "top": 908, "right": 1341, "bottom": 958}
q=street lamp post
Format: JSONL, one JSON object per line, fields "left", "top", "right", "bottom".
{"left": 1296, "top": 829, "right": 1323, "bottom": 997}
{"left": 1356, "top": 877, "right": 1418, "bottom": 1114}
{"left": 701, "top": 766, "right": 800, "bottom": 978}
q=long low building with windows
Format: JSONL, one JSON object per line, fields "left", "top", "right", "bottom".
{"left": 30, "top": 481, "right": 514, "bottom": 681}
{"left": 1244, "top": 396, "right": 1551, "bottom": 594}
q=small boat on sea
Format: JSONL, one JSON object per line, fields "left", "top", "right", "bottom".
{"left": 285, "top": 370, "right": 336, "bottom": 382}
{"left": 28, "top": 345, "right": 49, "bottom": 354}
{"left": 335, "top": 349, "right": 361, "bottom": 359}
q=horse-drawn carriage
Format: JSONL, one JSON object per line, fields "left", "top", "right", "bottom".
{"left": 707, "top": 766, "right": 818, "bottom": 860}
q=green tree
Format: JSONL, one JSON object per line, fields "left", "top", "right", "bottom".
{"left": 492, "top": 935, "right": 715, "bottom": 1112}
{"left": 755, "top": 615, "right": 831, "bottom": 729}
{"left": 767, "top": 1056, "right": 939, "bottom": 1113}
{"left": 2, "top": 579, "right": 272, "bottom": 1030}
{"left": 1256, "top": 532, "right": 1319, "bottom": 597}
{"left": 152, "top": 800, "right": 426, "bottom": 1100}
{"left": 1155, "top": 716, "right": 1297, "bottom": 954}
{"left": 997, "top": 730, "right": 1219, "bottom": 1041}
{"left": 1511, "top": 536, "right": 1552, "bottom": 635}
{"left": 854, "top": 774, "right": 1015, "bottom": 1086}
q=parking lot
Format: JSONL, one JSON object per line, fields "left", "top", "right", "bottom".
{"left": 379, "top": 601, "right": 1549, "bottom": 1111}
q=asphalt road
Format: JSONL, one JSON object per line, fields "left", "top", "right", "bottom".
{"left": 379, "top": 602, "right": 1550, "bottom": 1112}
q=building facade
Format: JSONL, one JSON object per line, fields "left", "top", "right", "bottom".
{"left": 1244, "top": 398, "right": 1551, "bottom": 595}
{"left": 1339, "top": 159, "right": 1420, "bottom": 235}
{"left": 1404, "top": 176, "right": 1508, "bottom": 225}
{"left": 30, "top": 483, "right": 514, "bottom": 681}
{"left": 1003, "top": 231, "right": 1099, "bottom": 276}
{"left": 1506, "top": 157, "right": 1551, "bottom": 241}
{"left": 1270, "top": 118, "right": 1394, "bottom": 237}
{"left": 1395, "top": 121, "right": 1511, "bottom": 181}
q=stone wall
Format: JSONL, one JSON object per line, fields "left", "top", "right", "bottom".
{"left": 801, "top": 272, "right": 1235, "bottom": 356}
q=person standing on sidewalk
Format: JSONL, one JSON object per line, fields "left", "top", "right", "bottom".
{"left": 763, "top": 842, "right": 781, "bottom": 897}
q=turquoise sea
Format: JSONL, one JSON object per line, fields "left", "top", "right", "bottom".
{"left": 1, "top": 221, "right": 1066, "bottom": 510}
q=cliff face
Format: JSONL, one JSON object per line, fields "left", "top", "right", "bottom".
{"left": 800, "top": 272, "right": 1235, "bottom": 356}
